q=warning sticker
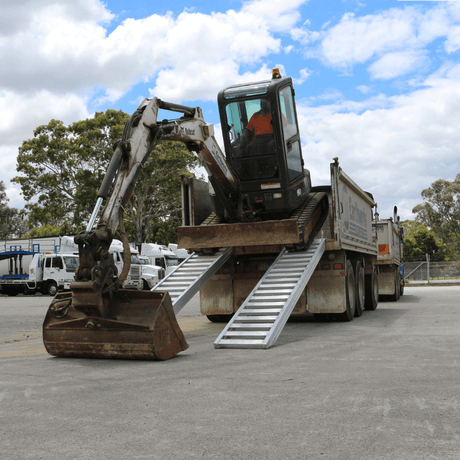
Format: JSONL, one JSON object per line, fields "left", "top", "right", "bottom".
{"left": 379, "top": 244, "right": 390, "bottom": 255}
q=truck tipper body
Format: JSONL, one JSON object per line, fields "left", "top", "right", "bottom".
{"left": 374, "top": 207, "right": 404, "bottom": 300}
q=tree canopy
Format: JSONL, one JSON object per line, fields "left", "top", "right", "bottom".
{"left": 13, "top": 109, "right": 200, "bottom": 243}
{"left": 412, "top": 175, "right": 460, "bottom": 259}
{"left": 401, "top": 220, "right": 447, "bottom": 261}
{"left": 13, "top": 110, "right": 129, "bottom": 232}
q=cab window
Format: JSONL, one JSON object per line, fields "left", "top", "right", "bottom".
{"left": 225, "top": 98, "right": 280, "bottom": 182}
{"left": 279, "top": 86, "right": 303, "bottom": 182}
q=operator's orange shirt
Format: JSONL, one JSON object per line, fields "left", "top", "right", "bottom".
{"left": 247, "top": 112, "right": 273, "bottom": 136}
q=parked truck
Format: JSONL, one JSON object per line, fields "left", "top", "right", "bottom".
{"left": 139, "top": 243, "right": 180, "bottom": 276}
{"left": 0, "top": 236, "right": 154, "bottom": 295}
{"left": 0, "top": 243, "right": 78, "bottom": 296}
{"left": 167, "top": 243, "right": 189, "bottom": 263}
{"left": 179, "top": 158, "right": 379, "bottom": 328}
{"left": 374, "top": 207, "right": 405, "bottom": 301}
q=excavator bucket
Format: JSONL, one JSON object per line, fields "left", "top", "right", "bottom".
{"left": 43, "top": 290, "right": 188, "bottom": 360}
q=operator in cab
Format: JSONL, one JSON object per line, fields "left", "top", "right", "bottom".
{"left": 243, "top": 99, "right": 273, "bottom": 139}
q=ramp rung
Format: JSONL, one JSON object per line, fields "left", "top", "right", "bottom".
{"left": 236, "top": 316, "right": 279, "bottom": 322}
{"left": 246, "top": 302, "right": 285, "bottom": 307}
{"left": 152, "top": 247, "right": 232, "bottom": 314}
{"left": 215, "top": 339, "right": 266, "bottom": 348}
{"left": 229, "top": 323, "right": 273, "bottom": 329}
{"left": 214, "top": 239, "right": 326, "bottom": 350}
{"left": 241, "top": 309, "right": 283, "bottom": 314}
{"left": 223, "top": 331, "right": 268, "bottom": 337}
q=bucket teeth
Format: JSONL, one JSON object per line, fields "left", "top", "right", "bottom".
{"left": 43, "top": 290, "right": 188, "bottom": 361}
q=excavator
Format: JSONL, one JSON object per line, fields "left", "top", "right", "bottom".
{"left": 43, "top": 69, "right": 328, "bottom": 360}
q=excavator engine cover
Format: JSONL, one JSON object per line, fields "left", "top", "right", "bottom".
{"left": 43, "top": 290, "right": 188, "bottom": 360}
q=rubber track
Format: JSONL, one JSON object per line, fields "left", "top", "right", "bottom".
{"left": 286, "top": 191, "right": 329, "bottom": 251}
{"left": 198, "top": 191, "right": 328, "bottom": 250}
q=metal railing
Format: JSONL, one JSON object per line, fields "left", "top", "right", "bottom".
{"left": 404, "top": 257, "right": 460, "bottom": 282}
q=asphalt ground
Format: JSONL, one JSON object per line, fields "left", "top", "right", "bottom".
{"left": 1, "top": 286, "right": 459, "bottom": 460}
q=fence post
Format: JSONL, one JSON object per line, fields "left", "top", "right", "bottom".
{"left": 426, "top": 253, "right": 430, "bottom": 284}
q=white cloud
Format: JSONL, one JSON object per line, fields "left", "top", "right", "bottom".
{"left": 293, "top": 68, "right": 313, "bottom": 85}
{"left": 0, "top": 90, "right": 90, "bottom": 145}
{"left": 368, "top": 50, "right": 427, "bottom": 80}
{"left": 0, "top": 90, "right": 90, "bottom": 208}
{"left": 0, "top": 2, "right": 295, "bottom": 103}
{"left": 241, "top": 0, "right": 306, "bottom": 32}
{"left": 318, "top": 9, "right": 418, "bottom": 68}
{"left": 296, "top": 3, "right": 460, "bottom": 80}
{"left": 297, "top": 73, "right": 460, "bottom": 220}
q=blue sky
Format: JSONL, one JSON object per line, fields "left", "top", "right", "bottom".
{"left": 2, "top": 0, "right": 460, "bottom": 221}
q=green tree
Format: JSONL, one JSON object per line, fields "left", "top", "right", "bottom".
{"left": 412, "top": 175, "right": 460, "bottom": 259}
{"left": 13, "top": 110, "right": 129, "bottom": 231}
{"left": 401, "top": 220, "right": 446, "bottom": 261}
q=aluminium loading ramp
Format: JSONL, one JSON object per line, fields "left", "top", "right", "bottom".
{"left": 151, "top": 247, "right": 232, "bottom": 315}
{"left": 214, "top": 239, "right": 326, "bottom": 349}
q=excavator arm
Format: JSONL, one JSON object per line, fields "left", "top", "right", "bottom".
{"left": 43, "top": 96, "right": 245, "bottom": 361}
{"left": 72, "top": 97, "right": 238, "bottom": 315}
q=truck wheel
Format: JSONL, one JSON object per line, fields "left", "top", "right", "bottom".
{"left": 389, "top": 273, "right": 400, "bottom": 302}
{"left": 314, "top": 313, "right": 331, "bottom": 322}
{"left": 400, "top": 280, "right": 404, "bottom": 297}
{"left": 364, "top": 265, "right": 378, "bottom": 311}
{"left": 46, "top": 281, "right": 58, "bottom": 296}
{"left": 3, "top": 287, "right": 19, "bottom": 296}
{"left": 354, "top": 261, "right": 365, "bottom": 317}
{"left": 338, "top": 260, "right": 355, "bottom": 322}
{"left": 207, "top": 314, "right": 234, "bottom": 323}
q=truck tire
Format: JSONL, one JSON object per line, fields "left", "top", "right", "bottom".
{"left": 46, "top": 281, "right": 58, "bottom": 296}
{"left": 337, "top": 260, "right": 355, "bottom": 322}
{"left": 354, "top": 261, "right": 365, "bottom": 317}
{"left": 400, "top": 280, "right": 404, "bottom": 297}
{"left": 314, "top": 313, "right": 331, "bottom": 322}
{"left": 207, "top": 314, "right": 234, "bottom": 323}
{"left": 364, "top": 265, "right": 378, "bottom": 311}
{"left": 390, "top": 273, "right": 401, "bottom": 302}
{"left": 3, "top": 286, "right": 19, "bottom": 296}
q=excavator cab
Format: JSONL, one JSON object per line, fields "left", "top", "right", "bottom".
{"left": 217, "top": 69, "right": 311, "bottom": 218}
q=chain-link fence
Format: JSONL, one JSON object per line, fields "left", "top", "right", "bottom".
{"left": 404, "top": 260, "right": 460, "bottom": 281}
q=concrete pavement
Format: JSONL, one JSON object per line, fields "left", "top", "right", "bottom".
{"left": 1, "top": 287, "right": 460, "bottom": 459}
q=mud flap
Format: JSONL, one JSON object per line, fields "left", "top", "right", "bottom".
{"left": 43, "top": 290, "right": 189, "bottom": 360}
